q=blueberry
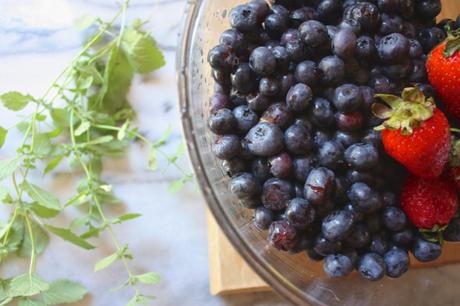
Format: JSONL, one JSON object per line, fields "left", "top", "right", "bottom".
{"left": 289, "top": 7, "right": 317, "bottom": 27}
{"left": 346, "top": 223, "right": 371, "bottom": 248}
{"left": 271, "top": 46, "right": 290, "bottom": 73}
{"left": 416, "top": 0, "right": 441, "bottom": 21}
{"left": 209, "top": 93, "right": 230, "bottom": 114}
{"left": 371, "top": 74, "right": 396, "bottom": 94}
{"left": 230, "top": 4, "right": 259, "bottom": 32}
{"left": 208, "top": 44, "right": 238, "bottom": 71}
{"left": 278, "top": 73, "right": 296, "bottom": 97}
{"left": 232, "top": 105, "right": 259, "bottom": 134}
{"left": 219, "top": 29, "right": 246, "bottom": 54}
{"left": 286, "top": 83, "right": 313, "bottom": 112}
{"left": 268, "top": 220, "right": 298, "bottom": 251}
{"left": 382, "top": 207, "right": 407, "bottom": 232}
{"left": 270, "top": 4, "right": 289, "bottom": 19}
{"left": 318, "top": 141, "right": 344, "bottom": 169}
{"left": 262, "top": 103, "right": 293, "bottom": 128}
{"left": 299, "top": 20, "right": 329, "bottom": 48}
{"left": 382, "top": 190, "right": 397, "bottom": 207}
{"left": 409, "top": 59, "right": 427, "bottom": 83}
{"left": 212, "top": 135, "right": 241, "bottom": 160}
{"left": 284, "top": 124, "right": 313, "bottom": 154}
{"left": 398, "top": 0, "right": 415, "bottom": 18}
{"left": 360, "top": 85, "right": 375, "bottom": 109}
{"left": 222, "top": 158, "right": 247, "bottom": 177}
{"left": 322, "top": 210, "right": 354, "bottom": 241}
{"left": 336, "top": 111, "right": 364, "bottom": 132}
{"left": 309, "top": 97, "right": 335, "bottom": 128}
{"left": 248, "top": 0, "right": 270, "bottom": 22}
{"left": 409, "top": 39, "right": 423, "bottom": 58}
{"left": 334, "top": 131, "right": 360, "bottom": 148}
{"left": 332, "top": 29, "right": 357, "bottom": 59}
{"left": 304, "top": 167, "right": 336, "bottom": 206}
{"left": 345, "top": 2, "right": 381, "bottom": 30}
{"left": 254, "top": 207, "right": 274, "bottom": 230}
{"left": 317, "top": 0, "right": 342, "bottom": 22}
{"left": 381, "top": 60, "right": 412, "bottom": 80}
{"left": 392, "top": 227, "right": 414, "bottom": 246}
{"left": 355, "top": 36, "right": 377, "bottom": 61}
{"left": 384, "top": 247, "right": 409, "bottom": 278}
{"left": 401, "top": 21, "right": 416, "bottom": 38}
{"left": 208, "top": 108, "right": 236, "bottom": 135}
{"left": 247, "top": 93, "right": 271, "bottom": 112}
{"left": 230, "top": 172, "right": 261, "bottom": 201}
{"left": 377, "top": 33, "right": 410, "bottom": 63}
{"left": 244, "top": 122, "right": 284, "bottom": 157}
{"left": 333, "top": 84, "right": 363, "bottom": 112}
{"left": 339, "top": 18, "right": 362, "bottom": 35}
{"left": 229, "top": 89, "right": 246, "bottom": 106}
{"left": 293, "top": 156, "right": 314, "bottom": 182}
{"left": 285, "top": 39, "right": 305, "bottom": 62}
{"left": 324, "top": 254, "right": 353, "bottom": 277}
{"left": 262, "top": 178, "right": 293, "bottom": 211}
{"left": 280, "top": 28, "right": 300, "bottom": 45}
{"left": 286, "top": 198, "right": 316, "bottom": 229}
{"left": 269, "top": 152, "right": 294, "bottom": 179}
{"left": 370, "top": 232, "right": 390, "bottom": 255}
{"left": 346, "top": 169, "right": 375, "bottom": 185}
{"left": 251, "top": 158, "right": 271, "bottom": 182}
{"left": 266, "top": 13, "right": 289, "bottom": 39}
{"left": 231, "top": 64, "right": 255, "bottom": 94}
{"left": 417, "top": 27, "right": 446, "bottom": 53}
{"left": 319, "top": 56, "right": 346, "bottom": 85}
{"left": 295, "top": 61, "right": 319, "bottom": 87}
{"left": 314, "top": 234, "right": 342, "bottom": 256}
{"left": 259, "top": 77, "right": 279, "bottom": 96}
{"left": 348, "top": 182, "right": 383, "bottom": 213}
{"left": 344, "top": 143, "right": 379, "bottom": 171}
{"left": 412, "top": 237, "right": 441, "bottom": 262}
{"left": 444, "top": 217, "right": 460, "bottom": 242}
{"left": 358, "top": 253, "right": 386, "bottom": 281}
{"left": 313, "top": 130, "right": 332, "bottom": 149}
{"left": 290, "top": 233, "right": 315, "bottom": 254}
{"left": 379, "top": 13, "right": 403, "bottom": 35}
{"left": 249, "top": 46, "right": 277, "bottom": 76}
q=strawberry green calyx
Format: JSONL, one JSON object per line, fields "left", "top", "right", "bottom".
{"left": 419, "top": 224, "right": 448, "bottom": 245}
{"left": 372, "top": 87, "right": 435, "bottom": 136}
{"left": 443, "top": 28, "right": 460, "bottom": 58}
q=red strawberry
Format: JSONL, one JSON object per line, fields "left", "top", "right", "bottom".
{"left": 373, "top": 87, "right": 451, "bottom": 179}
{"left": 401, "top": 175, "right": 458, "bottom": 230}
{"left": 427, "top": 35, "right": 460, "bottom": 121}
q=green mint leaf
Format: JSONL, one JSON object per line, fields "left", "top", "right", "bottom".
{"left": 148, "top": 146, "right": 157, "bottom": 171}
{"left": 2, "top": 217, "right": 25, "bottom": 253}
{"left": 91, "top": 46, "right": 133, "bottom": 114}
{"left": 44, "top": 225, "right": 95, "bottom": 250}
{"left": 21, "top": 182, "right": 61, "bottom": 212}
{"left": 112, "top": 213, "right": 142, "bottom": 224}
{"left": 121, "top": 28, "right": 165, "bottom": 74}
{"left": 94, "top": 251, "right": 119, "bottom": 272}
{"left": 8, "top": 273, "right": 49, "bottom": 297}
{"left": 126, "top": 293, "right": 149, "bottom": 306}
{"left": 18, "top": 299, "right": 47, "bottom": 306}
{"left": 18, "top": 219, "right": 49, "bottom": 257}
{"left": 35, "top": 114, "right": 47, "bottom": 121}
{"left": 50, "top": 108, "right": 70, "bottom": 129}
{"left": 0, "top": 126, "right": 7, "bottom": 148}
{"left": 168, "top": 178, "right": 185, "bottom": 193}
{"left": 85, "top": 135, "right": 114, "bottom": 145}
{"left": 33, "top": 133, "right": 52, "bottom": 156}
{"left": 74, "top": 120, "right": 91, "bottom": 136}
{"left": 30, "top": 202, "right": 60, "bottom": 218}
{"left": 41, "top": 279, "right": 87, "bottom": 305}
{"left": 153, "top": 127, "right": 172, "bottom": 148}
{"left": 117, "top": 120, "right": 130, "bottom": 141}
{"left": 0, "top": 92, "right": 33, "bottom": 111}
{"left": 43, "top": 155, "right": 65, "bottom": 174}
{"left": 133, "top": 272, "right": 160, "bottom": 285}
{"left": 0, "top": 157, "right": 19, "bottom": 181}
{"left": 80, "top": 224, "right": 105, "bottom": 239}
{"left": 78, "top": 76, "right": 94, "bottom": 90}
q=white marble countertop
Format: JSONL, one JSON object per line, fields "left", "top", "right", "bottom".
{"left": 0, "top": 1, "right": 288, "bottom": 305}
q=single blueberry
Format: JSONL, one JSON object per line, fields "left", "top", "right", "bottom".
{"left": 304, "top": 167, "right": 336, "bottom": 206}
{"left": 286, "top": 198, "right": 316, "bottom": 229}
{"left": 344, "top": 143, "right": 379, "bottom": 171}
{"left": 253, "top": 207, "right": 274, "bottom": 230}
{"left": 358, "top": 253, "right": 386, "bottom": 281}
{"left": 384, "top": 247, "right": 409, "bottom": 278}
{"left": 319, "top": 56, "right": 346, "bottom": 85}
{"left": 382, "top": 207, "right": 407, "bottom": 232}
{"left": 249, "top": 46, "right": 277, "bottom": 76}
{"left": 268, "top": 152, "right": 294, "bottom": 179}
{"left": 268, "top": 220, "right": 298, "bottom": 251}
{"left": 233, "top": 105, "right": 259, "bottom": 134}
{"left": 348, "top": 182, "right": 383, "bottom": 213}
{"left": 286, "top": 83, "right": 313, "bottom": 112}
{"left": 284, "top": 124, "right": 313, "bottom": 155}
{"left": 345, "top": 223, "right": 371, "bottom": 249}
{"left": 230, "top": 4, "right": 259, "bottom": 32}
{"left": 222, "top": 158, "right": 247, "bottom": 177}
{"left": 412, "top": 237, "right": 442, "bottom": 262}
{"left": 261, "top": 103, "right": 293, "bottom": 129}
{"left": 323, "top": 254, "right": 353, "bottom": 277}
{"left": 322, "top": 209, "right": 354, "bottom": 241}
{"left": 318, "top": 141, "right": 344, "bottom": 169}
{"left": 299, "top": 20, "right": 329, "bottom": 48}
{"left": 295, "top": 61, "right": 319, "bottom": 87}
{"left": 314, "top": 234, "right": 342, "bottom": 256}
{"left": 293, "top": 156, "right": 315, "bottom": 182}
{"left": 332, "top": 29, "right": 357, "bottom": 59}
{"left": 244, "top": 122, "right": 284, "bottom": 157}
{"left": 212, "top": 135, "right": 241, "bottom": 160}
{"left": 262, "top": 178, "right": 294, "bottom": 211}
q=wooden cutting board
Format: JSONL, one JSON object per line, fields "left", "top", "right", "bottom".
{"left": 207, "top": 0, "right": 460, "bottom": 296}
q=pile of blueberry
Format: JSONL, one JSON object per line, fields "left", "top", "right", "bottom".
{"left": 207, "top": 0, "right": 451, "bottom": 281}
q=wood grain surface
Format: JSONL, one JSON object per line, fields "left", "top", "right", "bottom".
{"left": 208, "top": 0, "right": 460, "bottom": 296}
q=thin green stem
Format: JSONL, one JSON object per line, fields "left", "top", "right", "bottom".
{"left": 24, "top": 215, "right": 37, "bottom": 274}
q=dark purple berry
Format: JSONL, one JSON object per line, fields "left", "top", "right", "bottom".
{"left": 268, "top": 220, "right": 298, "bottom": 251}
{"left": 286, "top": 198, "right": 316, "bottom": 229}
{"left": 244, "top": 122, "right": 284, "bottom": 157}
{"left": 254, "top": 207, "right": 274, "bottom": 230}
{"left": 262, "top": 178, "right": 294, "bottom": 210}
{"left": 304, "top": 167, "right": 336, "bottom": 206}
{"left": 286, "top": 83, "right": 313, "bottom": 111}
{"left": 358, "top": 253, "right": 386, "bottom": 281}
{"left": 323, "top": 254, "right": 353, "bottom": 277}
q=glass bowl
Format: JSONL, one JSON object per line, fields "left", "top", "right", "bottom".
{"left": 177, "top": 1, "right": 460, "bottom": 305}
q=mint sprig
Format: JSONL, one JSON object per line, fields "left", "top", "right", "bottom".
{"left": 0, "top": 0, "right": 193, "bottom": 305}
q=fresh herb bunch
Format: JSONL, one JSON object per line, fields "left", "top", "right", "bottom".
{"left": 0, "top": 1, "right": 192, "bottom": 305}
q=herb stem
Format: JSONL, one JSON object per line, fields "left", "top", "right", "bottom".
{"left": 25, "top": 215, "right": 37, "bottom": 274}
